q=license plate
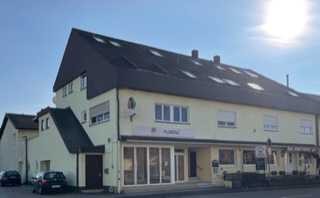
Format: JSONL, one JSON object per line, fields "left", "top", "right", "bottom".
{"left": 51, "top": 185, "right": 61, "bottom": 188}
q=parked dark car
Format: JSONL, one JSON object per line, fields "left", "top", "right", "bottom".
{"left": 0, "top": 170, "right": 22, "bottom": 186}
{"left": 32, "top": 171, "right": 67, "bottom": 194}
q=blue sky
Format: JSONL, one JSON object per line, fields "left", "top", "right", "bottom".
{"left": 0, "top": 0, "right": 320, "bottom": 119}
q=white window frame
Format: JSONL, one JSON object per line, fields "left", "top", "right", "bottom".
{"left": 62, "top": 86, "right": 67, "bottom": 97}
{"left": 45, "top": 117, "right": 49, "bottom": 130}
{"left": 89, "top": 101, "right": 110, "bottom": 126}
{"left": 80, "top": 75, "right": 87, "bottom": 90}
{"left": 219, "top": 149, "right": 235, "bottom": 165}
{"left": 68, "top": 82, "right": 73, "bottom": 94}
{"left": 81, "top": 110, "right": 87, "bottom": 123}
{"left": 263, "top": 115, "right": 279, "bottom": 132}
{"left": 300, "top": 119, "right": 313, "bottom": 135}
{"left": 217, "top": 110, "right": 237, "bottom": 128}
{"left": 154, "top": 104, "right": 189, "bottom": 124}
{"left": 121, "top": 144, "right": 174, "bottom": 187}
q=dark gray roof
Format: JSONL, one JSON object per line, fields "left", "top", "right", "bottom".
{"left": 303, "top": 93, "right": 320, "bottom": 103}
{"left": 53, "top": 28, "right": 320, "bottom": 114}
{"left": 0, "top": 113, "right": 38, "bottom": 139}
{"left": 44, "top": 107, "right": 104, "bottom": 154}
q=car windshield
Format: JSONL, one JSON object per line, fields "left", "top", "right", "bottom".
{"left": 6, "top": 171, "right": 19, "bottom": 176}
{"left": 44, "top": 172, "right": 65, "bottom": 180}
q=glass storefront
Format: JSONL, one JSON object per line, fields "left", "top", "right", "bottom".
{"left": 123, "top": 145, "right": 173, "bottom": 186}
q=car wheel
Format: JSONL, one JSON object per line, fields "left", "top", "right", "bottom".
{"left": 38, "top": 187, "right": 44, "bottom": 195}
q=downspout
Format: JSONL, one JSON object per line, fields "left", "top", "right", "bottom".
{"left": 116, "top": 88, "right": 121, "bottom": 193}
{"left": 76, "top": 148, "right": 79, "bottom": 192}
{"left": 315, "top": 114, "right": 319, "bottom": 175}
{"left": 25, "top": 136, "right": 28, "bottom": 184}
{"left": 315, "top": 114, "right": 319, "bottom": 147}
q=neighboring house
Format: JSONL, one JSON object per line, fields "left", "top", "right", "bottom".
{"left": 28, "top": 28, "right": 320, "bottom": 192}
{"left": 0, "top": 113, "right": 38, "bottom": 183}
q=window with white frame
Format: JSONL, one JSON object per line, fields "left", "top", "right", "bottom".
{"left": 81, "top": 110, "right": 87, "bottom": 123}
{"left": 62, "top": 86, "right": 67, "bottom": 97}
{"left": 123, "top": 146, "right": 172, "bottom": 186}
{"left": 80, "top": 75, "right": 87, "bottom": 90}
{"left": 219, "top": 149, "right": 235, "bottom": 164}
{"left": 217, "top": 111, "right": 237, "bottom": 128}
{"left": 263, "top": 115, "right": 279, "bottom": 132}
{"left": 45, "top": 118, "right": 49, "bottom": 130}
{"left": 300, "top": 119, "right": 313, "bottom": 135}
{"left": 89, "top": 102, "right": 110, "bottom": 126}
{"left": 68, "top": 82, "right": 73, "bottom": 94}
{"left": 243, "top": 150, "right": 255, "bottom": 164}
{"left": 40, "top": 120, "right": 44, "bottom": 131}
{"left": 155, "top": 104, "right": 189, "bottom": 123}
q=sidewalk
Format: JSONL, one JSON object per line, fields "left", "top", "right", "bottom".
{"left": 112, "top": 184, "right": 320, "bottom": 198}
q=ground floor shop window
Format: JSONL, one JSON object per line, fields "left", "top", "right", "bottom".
{"left": 137, "top": 147, "right": 147, "bottom": 184}
{"left": 150, "top": 148, "right": 160, "bottom": 184}
{"left": 219, "top": 149, "right": 235, "bottom": 165}
{"left": 161, "top": 148, "right": 171, "bottom": 183}
{"left": 243, "top": 150, "right": 255, "bottom": 164}
{"left": 123, "top": 146, "right": 172, "bottom": 185}
{"left": 124, "top": 147, "right": 134, "bottom": 185}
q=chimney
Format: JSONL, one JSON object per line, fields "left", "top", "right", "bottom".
{"left": 213, "top": 55, "right": 220, "bottom": 64}
{"left": 191, "top": 49, "right": 199, "bottom": 59}
{"left": 286, "top": 74, "right": 289, "bottom": 88}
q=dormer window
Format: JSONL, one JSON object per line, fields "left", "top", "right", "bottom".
{"left": 80, "top": 75, "right": 87, "bottom": 90}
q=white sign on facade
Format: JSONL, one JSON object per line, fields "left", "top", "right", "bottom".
{"left": 132, "top": 126, "right": 194, "bottom": 139}
{"left": 255, "top": 145, "right": 267, "bottom": 158}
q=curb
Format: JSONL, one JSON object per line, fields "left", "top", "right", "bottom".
{"left": 115, "top": 184, "right": 320, "bottom": 198}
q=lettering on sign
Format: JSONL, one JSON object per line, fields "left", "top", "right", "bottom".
{"left": 132, "top": 126, "right": 194, "bottom": 139}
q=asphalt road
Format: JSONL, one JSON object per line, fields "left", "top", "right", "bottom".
{"left": 1, "top": 185, "right": 320, "bottom": 198}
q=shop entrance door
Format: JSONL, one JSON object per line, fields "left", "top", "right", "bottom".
{"left": 175, "top": 151, "right": 185, "bottom": 182}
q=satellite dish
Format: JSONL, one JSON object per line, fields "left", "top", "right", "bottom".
{"left": 128, "top": 97, "right": 136, "bottom": 121}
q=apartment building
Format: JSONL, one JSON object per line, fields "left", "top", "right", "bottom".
{"left": 2, "top": 28, "right": 320, "bottom": 192}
